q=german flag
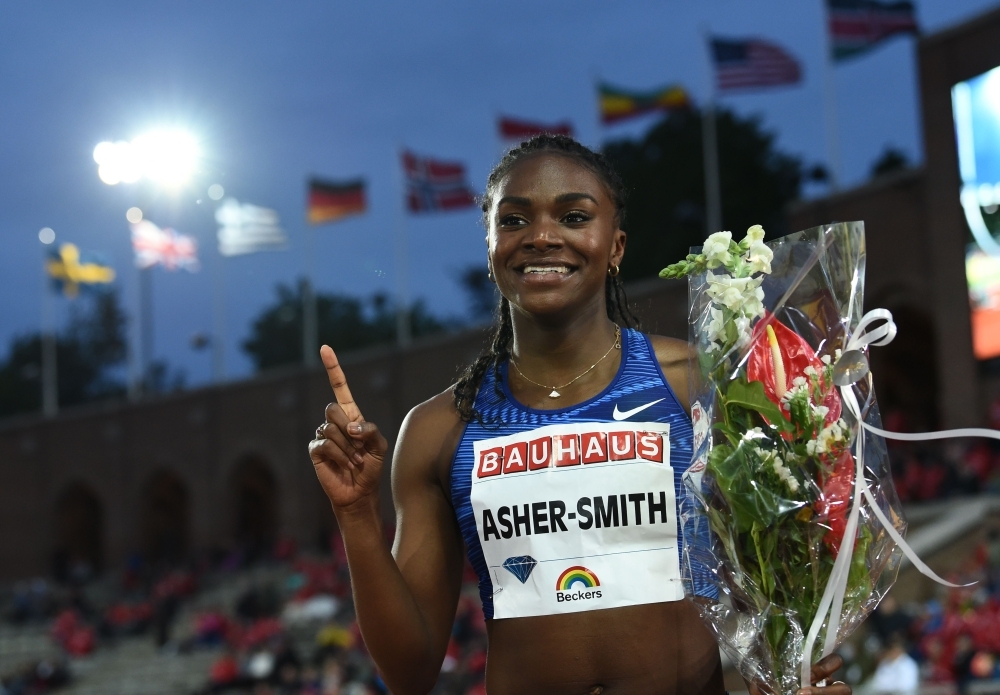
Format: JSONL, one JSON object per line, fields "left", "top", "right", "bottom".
{"left": 307, "top": 178, "right": 366, "bottom": 225}
{"left": 598, "top": 83, "right": 691, "bottom": 124}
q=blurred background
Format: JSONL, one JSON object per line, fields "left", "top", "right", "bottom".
{"left": 3, "top": 1, "right": 1000, "bottom": 694}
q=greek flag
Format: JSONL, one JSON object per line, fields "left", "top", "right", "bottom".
{"left": 216, "top": 198, "right": 287, "bottom": 257}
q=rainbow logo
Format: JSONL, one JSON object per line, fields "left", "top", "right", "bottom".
{"left": 556, "top": 566, "right": 600, "bottom": 591}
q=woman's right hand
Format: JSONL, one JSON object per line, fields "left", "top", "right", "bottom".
{"left": 308, "top": 345, "right": 388, "bottom": 512}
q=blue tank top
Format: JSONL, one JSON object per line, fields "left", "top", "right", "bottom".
{"left": 449, "top": 328, "right": 716, "bottom": 620}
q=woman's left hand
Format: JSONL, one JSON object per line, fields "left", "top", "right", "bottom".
{"left": 796, "top": 654, "right": 851, "bottom": 695}
{"left": 746, "top": 654, "right": 851, "bottom": 695}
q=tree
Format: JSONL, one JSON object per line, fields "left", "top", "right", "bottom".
{"left": 243, "top": 281, "right": 455, "bottom": 372}
{"left": 870, "top": 147, "right": 910, "bottom": 179}
{"left": 0, "top": 290, "right": 128, "bottom": 419}
{"left": 603, "top": 108, "right": 803, "bottom": 281}
{"left": 455, "top": 265, "right": 499, "bottom": 323}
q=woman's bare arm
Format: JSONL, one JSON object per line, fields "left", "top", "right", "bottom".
{"left": 309, "top": 347, "right": 465, "bottom": 695}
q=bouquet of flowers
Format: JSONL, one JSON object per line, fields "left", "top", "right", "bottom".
{"left": 662, "top": 222, "right": 910, "bottom": 693}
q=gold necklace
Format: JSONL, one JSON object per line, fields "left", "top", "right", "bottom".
{"left": 510, "top": 325, "right": 621, "bottom": 398}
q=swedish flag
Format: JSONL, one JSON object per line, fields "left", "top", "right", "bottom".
{"left": 46, "top": 243, "right": 116, "bottom": 298}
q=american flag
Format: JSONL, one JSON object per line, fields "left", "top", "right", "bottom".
{"left": 402, "top": 151, "right": 477, "bottom": 213}
{"left": 130, "top": 220, "right": 199, "bottom": 272}
{"left": 711, "top": 38, "right": 802, "bottom": 92}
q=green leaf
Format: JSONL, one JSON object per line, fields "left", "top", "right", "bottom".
{"left": 709, "top": 443, "right": 784, "bottom": 532}
{"left": 723, "top": 378, "right": 794, "bottom": 433}
{"left": 713, "top": 421, "right": 743, "bottom": 446}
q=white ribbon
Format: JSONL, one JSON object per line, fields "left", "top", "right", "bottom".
{"left": 799, "top": 309, "right": 989, "bottom": 689}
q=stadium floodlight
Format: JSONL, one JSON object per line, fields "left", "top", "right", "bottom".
{"left": 93, "top": 129, "right": 200, "bottom": 188}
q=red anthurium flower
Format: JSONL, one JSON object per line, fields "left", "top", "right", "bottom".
{"left": 747, "top": 314, "right": 853, "bottom": 556}
{"left": 746, "top": 313, "right": 841, "bottom": 424}
{"left": 815, "top": 450, "right": 854, "bottom": 556}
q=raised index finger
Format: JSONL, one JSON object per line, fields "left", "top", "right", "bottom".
{"left": 320, "top": 345, "right": 363, "bottom": 422}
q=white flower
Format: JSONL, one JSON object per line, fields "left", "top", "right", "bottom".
{"left": 809, "top": 418, "right": 849, "bottom": 458}
{"left": 703, "top": 231, "right": 734, "bottom": 269}
{"left": 821, "top": 355, "right": 832, "bottom": 365}
{"left": 769, "top": 453, "right": 800, "bottom": 494}
{"left": 734, "top": 315, "right": 752, "bottom": 349}
{"left": 803, "top": 365, "right": 818, "bottom": 378}
{"left": 706, "top": 275, "right": 754, "bottom": 312}
{"left": 781, "top": 378, "right": 811, "bottom": 405}
{"left": 740, "top": 283, "right": 766, "bottom": 320}
{"left": 813, "top": 405, "right": 829, "bottom": 419}
{"left": 706, "top": 307, "right": 725, "bottom": 343}
{"left": 746, "top": 240, "right": 773, "bottom": 275}
{"left": 743, "top": 427, "right": 765, "bottom": 442}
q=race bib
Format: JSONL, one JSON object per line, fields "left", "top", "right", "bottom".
{"left": 471, "top": 421, "right": 682, "bottom": 619}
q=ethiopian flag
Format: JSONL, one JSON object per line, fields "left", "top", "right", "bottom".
{"left": 307, "top": 178, "right": 366, "bottom": 225}
{"left": 598, "top": 83, "right": 691, "bottom": 124}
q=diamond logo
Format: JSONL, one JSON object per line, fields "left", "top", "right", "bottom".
{"left": 502, "top": 556, "right": 537, "bottom": 584}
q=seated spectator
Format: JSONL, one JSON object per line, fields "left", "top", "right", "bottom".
{"left": 870, "top": 633, "right": 919, "bottom": 695}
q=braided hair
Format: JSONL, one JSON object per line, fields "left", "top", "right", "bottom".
{"left": 453, "top": 134, "right": 640, "bottom": 423}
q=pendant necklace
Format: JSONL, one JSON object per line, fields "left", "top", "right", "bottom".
{"left": 510, "top": 325, "right": 621, "bottom": 398}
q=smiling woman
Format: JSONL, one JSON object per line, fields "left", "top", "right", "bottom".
{"left": 307, "top": 135, "right": 849, "bottom": 695}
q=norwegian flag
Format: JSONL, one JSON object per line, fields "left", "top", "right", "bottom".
{"left": 130, "top": 220, "right": 199, "bottom": 272}
{"left": 711, "top": 37, "right": 803, "bottom": 92}
{"left": 402, "top": 151, "right": 477, "bottom": 213}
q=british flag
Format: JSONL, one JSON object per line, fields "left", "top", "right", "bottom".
{"left": 402, "top": 151, "right": 477, "bottom": 214}
{"left": 130, "top": 220, "right": 199, "bottom": 272}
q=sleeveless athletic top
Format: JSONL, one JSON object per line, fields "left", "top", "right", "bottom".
{"left": 450, "top": 328, "right": 716, "bottom": 620}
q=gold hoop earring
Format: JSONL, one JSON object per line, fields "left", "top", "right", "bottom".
{"left": 608, "top": 264, "right": 620, "bottom": 277}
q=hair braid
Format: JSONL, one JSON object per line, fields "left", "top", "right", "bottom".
{"left": 453, "top": 134, "right": 639, "bottom": 423}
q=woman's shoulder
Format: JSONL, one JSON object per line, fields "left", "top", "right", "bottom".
{"left": 396, "top": 387, "right": 467, "bottom": 481}
{"left": 645, "top": 333, "right": 694, "bottom": 366}
{"left": 402, "top": 387, "right": 465, "bottom": 444}
{"left": 645, "top": 333, "right": 694, "bottom": 412}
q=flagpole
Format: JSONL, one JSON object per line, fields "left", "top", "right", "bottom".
{"left": 592, "top": 70, "right": 604, "bottom": 150}
{"left": 395, "top": 150, "right": 412, "bottom": 348}
{"left": 41, "top": 249, "right": 58, "bottom": 417}
{"left": 820, "top": 0, "right": 842, "bottom": 191}
{"left": 127, "top": 258, "right": 141, "bottom": 401}
{"left": 140, "top": 265, "right": 153, "bottom": 393}
{"left": 211, "top": 247, "right": 227, "bottom": 382}
{"left": 302, "top": 222, "right": 319, "bottom": 367}
{"left": 702, "top": 26, "right": 723, "bottom": 238}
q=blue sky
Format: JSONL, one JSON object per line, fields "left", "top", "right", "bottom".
{"left": 1, "top": 0, "right": 997, "bottom": 386}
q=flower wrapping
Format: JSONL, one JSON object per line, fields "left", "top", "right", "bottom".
{"left": 664, "top": 222, "right": 907, "bottom": 694}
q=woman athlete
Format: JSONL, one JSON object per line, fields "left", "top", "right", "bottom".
{"left": 308, "top": 136, "right": 850, "bottom": 695}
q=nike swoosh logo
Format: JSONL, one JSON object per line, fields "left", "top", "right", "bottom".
{"left": 612, "top": 398, "right": 665, "bottom": 421}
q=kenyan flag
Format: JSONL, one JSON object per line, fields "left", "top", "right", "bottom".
{"left": 828, "top": 0, "right": 919, "bottom": 61}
